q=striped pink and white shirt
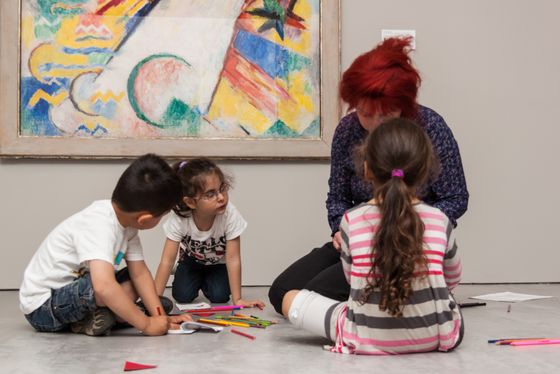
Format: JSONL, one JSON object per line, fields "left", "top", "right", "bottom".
{"left": 332, "top": 202, "right": 462, "bottom": 355}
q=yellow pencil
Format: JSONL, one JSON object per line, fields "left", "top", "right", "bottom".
{"left": 226, "top": 321, "right": 251, "bottom": 328}
{"left": 198, "top": 318, "right": 230, "bottom": 326}
{"left": 198, "top": 318, "right": 251, "bottom": 328}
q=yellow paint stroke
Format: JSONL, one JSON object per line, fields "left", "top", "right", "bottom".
{"left": 90, "top": 90, "right": 125, "bottom": 103}
{"left": 207, "top": 79, "right": 271, "bottom": 134}
{"left": 28, "top": 89, "right": 68, "bottom": 107}
{"left": 101, "top": 0, "right": 150, "bottom": 17}
{"left": 277, "top": 71, "right": 315, "bottom": 131}
{"left": 127, "top": 0, "right": 151, "bottom": 16}
{"left": 29, "top": 43, "right": 93, "bottom": 82}
{"left": 56, "top": 16, "right": 125, "bottom": 50}
{"left": 81, "top": 117, "right": 119, "bottom": 132}
{"left": 21, "top": 16, "right": 35, "bottom": 49}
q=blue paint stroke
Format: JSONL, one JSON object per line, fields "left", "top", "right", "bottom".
{"left": 20, "top": 77, "right": 65, "bottom": 136}
{"left": 62, "top": 47, "right": 115, "bottom": 54}
{"left": 75, "top": 124, "right": 108, "bottom": 136}
{"left": 234, "top": 29, "right": 289, "bottom": 79}
{"left": 39, "top": 63, "right": 106, "bottom": 72}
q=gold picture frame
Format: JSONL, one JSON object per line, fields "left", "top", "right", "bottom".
{"left": 0, "top": 0, "right": 340, "bottom": 159}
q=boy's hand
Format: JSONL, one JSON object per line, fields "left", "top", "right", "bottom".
{"left": 142, "top": 316, "right": 169, "bottom": 336}
{"left": 167, "top": 314, "right": 193, "bottom": 330}
{"left": 236, "top": 299, "right": 266, "bottom": 310}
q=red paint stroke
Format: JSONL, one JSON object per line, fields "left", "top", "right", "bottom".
{"left": 222, "top": 49, "right": 292, "bottom": 115}
{"left": 96, "top": 0, "right": 127, "bottom": 15}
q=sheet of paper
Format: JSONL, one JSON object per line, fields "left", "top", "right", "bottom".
{"left": 469, "top": 292, "right": 553, "bottom": 302}
{"left": 176, "top": 302, "right": 211, "bottom": 311}
{"left": 167, "top": 321, "right": 223, "bottom": 334}
{"left": 167, "top": 327, "right": 196, "bottom": 335}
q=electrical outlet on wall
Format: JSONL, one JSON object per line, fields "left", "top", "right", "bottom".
{"left": 381, "top": 29, "right": 416, "bottom": 50}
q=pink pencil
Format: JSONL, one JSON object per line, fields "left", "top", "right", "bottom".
{"left": 184, "top": 305, "right": 243, "bottom": 313}
{"left": 510, "top": 339, "right": 560, "bottom": 346}
{"left": 231, "top": 328, "right": 256, "bottom": 340}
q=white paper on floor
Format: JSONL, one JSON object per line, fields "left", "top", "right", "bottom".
{"left": 469, "top": 291, "right": 554, "bottom": 302}
{"left": 175, "top": 302, "right": 211, "bottom": 311}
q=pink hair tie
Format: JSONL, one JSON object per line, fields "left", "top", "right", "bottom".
{"left": 391, "top": 169, "right": 404, "bottom": 178}
{"left": 178, "top": 161, "right": 187, "bottom": 170}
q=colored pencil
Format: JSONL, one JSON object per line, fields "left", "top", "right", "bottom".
{"left": 231, "top": 328, "right": 256, "bottom": 340}
{"left": 458, "top": 302, "right": 487, "bottom": 308}
{"left": 197, "top": 318, "right": 250, "bottom": 328}
{"left": 510, "top": 339, "right": 560, "bottom": 346}
{"left": 184, "top": 305, "right": 243, "bottom": 313}
{"left": 488, "top": 338, "right": 545, "bottom": 344}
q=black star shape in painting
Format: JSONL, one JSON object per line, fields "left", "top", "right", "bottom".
{"left": 246, "top": 0, "right": 305, "bottom": 40}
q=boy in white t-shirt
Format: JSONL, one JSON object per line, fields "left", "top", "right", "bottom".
{"left": 20, "top": 154, "right": 192, "bottom": 336}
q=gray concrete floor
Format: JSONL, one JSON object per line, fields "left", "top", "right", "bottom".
{"left": 1, "top": 285, "right": 560, "bottom": 373}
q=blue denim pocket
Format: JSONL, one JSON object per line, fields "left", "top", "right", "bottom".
{"left": 26, "top": 274, "right": 97, "bottom": 332}
{"left": 25, "top": 300, "right": 66, "bottom": 332}
{"left": 51, "top": 274, "right": 96, "bottom": 324}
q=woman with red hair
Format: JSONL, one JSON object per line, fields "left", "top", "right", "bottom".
{"left": 269, "top": 37, "right": 469, "bottom": 314}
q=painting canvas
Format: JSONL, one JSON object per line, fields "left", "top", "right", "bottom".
{"left": 0, "top": 0, "right": 340, "bottom": 158}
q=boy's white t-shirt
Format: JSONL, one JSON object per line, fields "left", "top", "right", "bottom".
{"left": 19, "top": 200, "right": 144, "bottom": 315}
{"left": 163, "top": 202, "right": 247, "bottom": 265}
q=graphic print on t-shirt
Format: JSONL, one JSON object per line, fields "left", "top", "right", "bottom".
{"left": 179, "top": 235, "right": 226, "bottom": 265}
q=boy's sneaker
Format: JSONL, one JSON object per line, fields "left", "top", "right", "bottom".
{"left": 136, "top": 296, "right": 175, "bottom": 315}
{"left": 70, "top": 307, "right": 116, "bottom": 336}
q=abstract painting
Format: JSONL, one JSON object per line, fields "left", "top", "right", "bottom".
{"left": 0, "top": 0, "right": 340, "bottom": 158}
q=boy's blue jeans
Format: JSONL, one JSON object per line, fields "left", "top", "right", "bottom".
{"left": 172, "top": 257, "right": 230, "bottom": 303}
{"left": 25, "top": 268, "right": 130, "bottom": 332}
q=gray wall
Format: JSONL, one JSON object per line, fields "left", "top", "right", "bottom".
{"left": 1, "top": 0, "right": 559, "bottom": 288}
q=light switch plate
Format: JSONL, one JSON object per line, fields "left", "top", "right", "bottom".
{"left": 381, "top": 29, "right": 416, "bottom": 50}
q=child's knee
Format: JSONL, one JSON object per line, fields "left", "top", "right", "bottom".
{"left": 172, "top": 287, "right": 199, "bottom": 303}
{"left": 204, "top": 289, "right": 230, "bottom": 303}
{"left": 282, "top": 290, "right": 300, "bottom": 318}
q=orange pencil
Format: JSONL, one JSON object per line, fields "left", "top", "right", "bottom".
{"left": 157, "top": 306, "right": 162, "bottom": 316}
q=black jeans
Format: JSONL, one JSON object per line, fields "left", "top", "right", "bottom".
{"left": 268, "top": 241, "right": 350, "bottom": 314}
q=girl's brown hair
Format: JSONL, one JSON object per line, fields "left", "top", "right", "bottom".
{"left": 171, "top": 158, "right": 232, "bottom": 217}
{"left": 360, "top": 118, "right": 438, "bottom": 317}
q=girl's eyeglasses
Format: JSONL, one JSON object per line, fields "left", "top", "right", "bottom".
{"left": 198, "top": 183, "right": 230, "bottom": 201}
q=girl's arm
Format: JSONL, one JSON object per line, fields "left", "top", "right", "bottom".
{"left": 225, "top": 237, "right": 265, "bottom": 309}
{"left": 443, "top": 227, "right": 462, "bottom": 290}
{"left": 339, "top": 213, "right": 352, "bottom": 284}
{"left": 154, "top": 239, "right": 180, "bottom": 296}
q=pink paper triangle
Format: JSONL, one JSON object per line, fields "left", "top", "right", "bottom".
{"left": 123, "top": 361, "right": 157, "bottom": 371}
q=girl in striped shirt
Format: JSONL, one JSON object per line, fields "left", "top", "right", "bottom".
{"left": 282, "top": 118, "right": 463, "bottom": 354}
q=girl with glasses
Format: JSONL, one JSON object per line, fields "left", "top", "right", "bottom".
{"left": 155, "top": 158, "right": 264, "bottom": 308}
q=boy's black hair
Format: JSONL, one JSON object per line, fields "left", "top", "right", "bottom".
{"left": 112, "top": 154, "right": 182, "bottom": 216}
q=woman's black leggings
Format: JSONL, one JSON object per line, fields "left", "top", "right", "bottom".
{"left": 268, "top": 241, "right": 350, "bottom": 314}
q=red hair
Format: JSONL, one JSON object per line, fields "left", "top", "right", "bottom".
{"left": 340, "top": 37, "right": 421, "bottom": 119}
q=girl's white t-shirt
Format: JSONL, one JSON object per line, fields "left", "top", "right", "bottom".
{"left": 163, "top": 202, "right": 247, "bottom": 265}
{"left": 19, "top": 200, "right": 144, "bottom": 315}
